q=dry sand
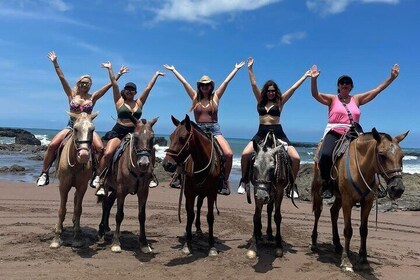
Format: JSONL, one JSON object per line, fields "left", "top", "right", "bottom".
{"left": 0, "top": 180, "right": 419, "bottom": 280}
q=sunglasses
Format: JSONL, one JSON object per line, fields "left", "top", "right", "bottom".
{"left": 200, "top": 83, "right": 211, "bottom": 87}
{"left": 79, "top": 81, "right": 90, "bottom": 87}
{"left": 125, "top": 87, "right": 136, "bottom": 92}
{"left": 339, "top": 80, "right": 352, "bottom": 85}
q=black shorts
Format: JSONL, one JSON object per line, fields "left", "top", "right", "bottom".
{"left": 102, "top": 123, "right": 134, "bottom": 141}
{"left": 252, "top": 124, "right": 291, "bottom": 145}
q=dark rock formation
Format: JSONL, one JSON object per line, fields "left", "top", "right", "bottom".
{"left": 0, "top": 128, "right": 41, "bottom": 145}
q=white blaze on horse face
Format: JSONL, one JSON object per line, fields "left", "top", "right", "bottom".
{"left": 389, "top": 143, "right": 398, "bottom": 155}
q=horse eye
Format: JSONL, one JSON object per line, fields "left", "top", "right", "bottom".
{"left": 378, "top": 153, "right": 386, "bottom": 160}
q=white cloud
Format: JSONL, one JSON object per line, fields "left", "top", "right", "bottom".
{"left": 306, "top": 0, "right": 399, "bottom": 16}
{"left": 150, "top": 0, "right": 282, "bottom": 23}
{"left": 281, "top": 32, "right": 307, "bottom": 45}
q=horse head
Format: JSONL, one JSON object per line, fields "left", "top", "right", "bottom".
{"left": 372, "top": 128, "right": 409, "bottom": 200}
{"left": 251, "top": 137, "right": 284, "bottom": 204}
{"left": 130, "top": 115, "right": 158, "bottom": 172}
{"left": 163, "top": 114, "right": 193, "bottom": 173}
{"left": 68, "top": 112, "right": 97, "bottom": 164}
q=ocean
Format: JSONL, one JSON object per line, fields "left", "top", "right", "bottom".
{"left": 1, "top": 128, "right": 419, "bottom": 184}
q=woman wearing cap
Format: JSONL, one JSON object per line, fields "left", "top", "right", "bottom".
{"left": 238, "top": 57, "right": 311, "bottom": 196}
{"left": 36, "top": 51, "right": 128, "bottom": 187}
{"left": 163, "top": 61, "right": 245, "bottom": 195}
{"left": 310, "top": 64, "right": 400, "bottom": 198}
{"left": 94, "top": 62, "right": 165, "bottom": 196}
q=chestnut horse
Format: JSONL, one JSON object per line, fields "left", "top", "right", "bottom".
{"left": 51, "top": 112, "right": 98, "bottom": 248}
{"left": 246, "top": 132, "right": 294, "bottom": 259}
{"left": 162, "top": 115, "right": 223, "bottom": 257}
{"left": 98, "top": 117, "right": 158, "bottom": 253}
{"left": 311, "top": 128, "right": 408, "bottom": 272}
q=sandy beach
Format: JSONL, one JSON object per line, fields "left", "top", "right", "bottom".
{"left": 1, "top": 178, "right": 419, "bottom": 280}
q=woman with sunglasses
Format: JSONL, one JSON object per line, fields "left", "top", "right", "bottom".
{"left": 310, "top": 64, "right": 400, "bottom": 198}
{"left": 238, "top": 57, "right": 311, "bottom": 196}
{"left": 94, "top": 62, "right": 165, "bottom": 197}
{"left": 163, "top": 61, "right": 245, "bottom": 195}
{"left": 36, "top": 51, "right": 128, "bottom": 186}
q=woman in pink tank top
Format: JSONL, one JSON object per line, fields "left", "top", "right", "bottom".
{"left": 310, "top": 64, "right": 400, "bottom": 199}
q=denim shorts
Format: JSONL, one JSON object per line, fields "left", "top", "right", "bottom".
{"left": 197, "top": 122, "right": 222, "bottom": 136}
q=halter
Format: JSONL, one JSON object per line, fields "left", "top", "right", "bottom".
{"left": 67, "top": 131, "right": 93, "bottom": 168}
{"left": 128, "top": 133, "right": 153, "bottom": 169}
{"left": 165, "top": 128, "right": 193, "bottom": 163}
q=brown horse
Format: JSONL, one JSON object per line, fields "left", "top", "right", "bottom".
{"left": 51, "top": 112, "right": 98, "bottom": 248}
{"left": 311, "top": 128, "right": 408, "bottom": 272}
{"left": 98, "top": 117, "right": 158, "bottom": 253}
{"left": 246, "top": 132, "right": 294, "bottom": 259}
{"left": 162, "top": 115, "right": 223, "bottom": 257}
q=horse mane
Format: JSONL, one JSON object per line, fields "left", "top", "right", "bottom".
{"left": 188, "top": 119, "right": 212, "bottom": 139}
{"left": 358, "top": 132, "right": 392, "bottom": 142}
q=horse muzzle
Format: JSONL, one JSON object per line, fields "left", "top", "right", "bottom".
{"left": 77, "top": 148, "right": 90, "bottom": 164}
{"left": 162, "top": 157, "right": 177, "bottom": 173}
{"left": 254, "top": 184, "right": 271, "bottom": 204}
{"left": 137, "top": 156, "right": 150, "bottom": 172}
{"left": 387, "top": 177, "right": 405, "bottom": 200}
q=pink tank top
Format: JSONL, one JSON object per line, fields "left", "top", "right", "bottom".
{"left": 328, "top": 95, "right": 360, "bottom": 135}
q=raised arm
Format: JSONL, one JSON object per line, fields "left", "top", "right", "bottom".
{"left": 247, "top": 57, "right": 262, "bottom": 103}
{"left": 163, "top": 64, "right": 196, "bottom": 100}
{"left": 214, "top": 61, "right": 245, "bottom": 100}
{"left": 355, "top": 64, "right": 399, "bottom": 106}
{"left": 48, "top": 51, "right": 73, "bottom": 100}
{"left": 91, "top": 64, "right": 128, "bottom": 104}
{"left": 100, "top": 61, "right": 122, "bottom": 105}
{"left": 137, "top": 71, "right": 166, "bottom": 107}
{"left": 281, "top": 69, "right": 311, "bottom": 105}
{"left": 310, "top": 65, "right": 334, "bottom": 106}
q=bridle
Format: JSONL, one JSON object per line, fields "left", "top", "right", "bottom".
{"left": 128, "top": 133, "right": 154, "bottom": 169}
{"left": 165, "top": 128, "right": 193, "bottom": 163}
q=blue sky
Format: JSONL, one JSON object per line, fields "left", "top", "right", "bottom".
{"left": 0, "top": 0, "right": 418, "bottom": 148}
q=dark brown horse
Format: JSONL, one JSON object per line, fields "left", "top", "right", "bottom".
{"left": 162, "top": 115, "right": 223, "bottom": 257}
{"left": 51, "top": 112, "right": 98, "bottom": 248}
{"left": 246, "top": 132, "right": 294, "bottom": 259}
{"left": 98, "top": 117, "right": 158, "bottom": 253}
{"left": 311, "top": 128, "right": 408, "bottom": 272}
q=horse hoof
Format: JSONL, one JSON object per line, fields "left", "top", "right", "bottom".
{"left": 181, "top": 245, "right": 191, "bottom": 255}
{"left": 246, "top": 249, "right": 257, "bottom": 259}
{"left": 111, "top": 245, "right": 122, "bottom": 253}
{"left": 50, "top": 240, "right": 61, "bottom": 249}
{"left": 341, "top": 265, "right": 354, "bottom": 272}
{"left": 340, "top": 259, "right": 354, "bottom": 272}
{"left": 208, "top": 247, "right": 218, "bottom": 257}
{"left": 140, "top": 244, "right": 153, "bottom": 254}
{"left": 275, "top": 248, "right": 284, "bottom": 258}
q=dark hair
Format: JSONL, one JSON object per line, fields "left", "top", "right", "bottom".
{"left": 121, "top": 89, "right": 127, "bottom": 100}
{"left": 190, "top": 83, "right": 216, "bottom": 112}
{"left": 259, "top": 80, "right": 282, "bottom": 106}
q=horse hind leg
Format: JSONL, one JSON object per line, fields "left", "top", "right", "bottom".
{"left": 71, "top": 187, "right": 87, "bottom": 248}
{"left": 331, "top": 198, "right": 343, "bottom": 254}
{"left": 311, "top": 163, "right": 323, "bottom": 251}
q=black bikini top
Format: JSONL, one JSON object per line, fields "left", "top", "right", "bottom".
{"left": 257, "top": 104, "right": 280, "bottom": 117}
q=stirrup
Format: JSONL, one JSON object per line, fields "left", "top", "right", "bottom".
{"left": 36, "top": 172, "right": 49, "bottom": 187}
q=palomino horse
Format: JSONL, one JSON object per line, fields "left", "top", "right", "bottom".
{"left": 311, "top": 128, "right": 408, "bottom": 272}
{"left": 162, "top": 115, "right": 223, "bottom": 257}
{"left": 51, "top": 112, "right": 98, "bottom": 248}
{"left": 98, "top": 117, "right": 158, "bottom": 253}
{"left": 246, "top": 132, "right": 294, "bottom": 259}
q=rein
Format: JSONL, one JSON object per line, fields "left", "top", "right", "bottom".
{"left": 67, "top": 133, "right": 93, "bottom": 168}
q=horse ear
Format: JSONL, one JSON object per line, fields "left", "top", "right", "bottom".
{"left": 253, "top": 140, "right": 259, "bottom": 152}
{"left": 372, "top": 127, "right": 381, "bottom": 142}
{"left": 185, "top": 114, "right": 190, "bottom": 123}
{"left": 90, "top": 111, "right": 99, "bottom": 120}
{"left": 185, "top": 114, "right": 191, "bottom": 131}
{"left": 149, "top": 117, "right": 159, "bottom": 127}
{"left": 171, "top": 115, "right": 180, "bottom": 126}
{"left": 395, "top": 130, "right": 409, "bottom": 143}
{"left": 270, "top": 145, "right": 283, "bottom": 156}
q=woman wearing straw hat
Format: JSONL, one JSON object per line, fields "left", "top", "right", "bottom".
{"left": 164, "top": 61, "right": 245, "bottom": 195}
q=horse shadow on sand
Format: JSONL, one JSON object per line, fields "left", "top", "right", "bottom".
{"left": 165, "top": 232, "right": 231, "bottom": 266}
{"left": 307, "top": 242, "right": 380, "bottom": 279}
{"left": 237, "top": 237, "right": 298, "bottom": 273}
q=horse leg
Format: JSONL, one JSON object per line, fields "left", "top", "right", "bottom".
{"left": 274, "top": 195, "right": 284, "bottom": 257}
{"left": 138, "top": 191, "right": 152, "bottom": 254}
{"left": 340, "top": 203, "right": 354, "bottom": 272}
{"left": 358, "top": 201, "right": 373, "bottom": 266}
{"left": 50, "top": 187, "right": 69, "bottom": 249}
{"left": 111, "top": 195, "right": 125, "bottom": 253}
{"left": 247, "top": 201, "right": 263, "bottom": 259}
{"left": 71, "top": 186, "right": 87, "bottom": 248}
{"left": 266, "top": 200, "right": 274, "bottom": 241}
{"left": 182, "top": 195, "right": 195, "bottom": 255}
{"left": 330, "top": 197, "right": 343, "bottom": 253}
{"left": 98, "top": 191, "right": 116, "bottom": 242}
{"left": 311, "top": 165, "right": 323, "bottom": 251}
{"left": 195, "top": 196, "right": 204, "bottom": 235}
{"left": 207, "top": 195, "right": 217, "bottom": 257}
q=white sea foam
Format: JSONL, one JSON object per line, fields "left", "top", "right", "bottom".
{"left": 34, "top": 134, "right": 50, "bottom": 146}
